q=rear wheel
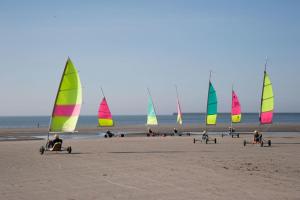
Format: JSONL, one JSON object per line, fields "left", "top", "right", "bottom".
{"left": 39, "top": 146, "right": 45, "bottom": 155}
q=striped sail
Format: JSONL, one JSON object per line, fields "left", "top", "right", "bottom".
{"left": 98, "top": 97, "right": 114, "bottom": 127}
{"left": 206, "top": 81, "right": 217, "bottom": 125}
{"left": 147, "top": 92, "right": 158, "bottom": 125}
{"left": 176, "top": 99, "right": 183, "bottom": 125}
{"left": 231, "top": 90, "right": 241, "bottom": 123}
{"left": 260, "top": 70, "right": 274, "bottom": 124}
{"left": 50, "top": 58, "right": 82, "bottom": 132}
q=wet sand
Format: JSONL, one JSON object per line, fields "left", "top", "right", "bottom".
{"left": 0, "top": 135, "right": 299, "bottom": 200}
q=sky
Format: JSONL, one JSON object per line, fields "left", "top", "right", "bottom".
{"left": 0, "top": 0, "right": 299, "bottom": 116}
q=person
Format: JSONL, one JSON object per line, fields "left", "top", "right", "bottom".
{"left": 202, "top": 130, "right": 208, "bottom": 140}
{"left": 253, "top": 130, "right": 262, "bottom": 143}
{"left": 48, "top": 134, "right": 63, "bottom": 148}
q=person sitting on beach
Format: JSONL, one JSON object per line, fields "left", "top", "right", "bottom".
{"left": 48, "top": 134, "right": 63, "bottom": 148}
{"left": 253, "top": 130, "right": 262, "bottom": 143}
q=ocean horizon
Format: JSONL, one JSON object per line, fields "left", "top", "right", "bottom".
{"left": 0, "top": 113, "right": 299, "bottom": 129}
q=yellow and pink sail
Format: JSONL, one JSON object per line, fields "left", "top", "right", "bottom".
{"left": 231, "top": 90, "right": 241, "bottom": 123}
{"left": 49, "top": 58, "right": 82, "bottom": 133}
{"left": 260, "top": 67, "right": 274, "bottom": 124}
{"left": 98, "top": 90, "right": 114, "bottom": 127}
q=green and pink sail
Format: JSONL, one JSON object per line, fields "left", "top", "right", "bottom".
{"left": 231, "top": 90, "right": 241, "bottom": 123}
{"left": 98, "top": 96, "right": 114, "bottom": 127}
{"left": 49, "top": 58, "right": 82, "bottom": 132}
{"left": 147, "top": 89, "right": 158, "bottom": 125}
{"left": 206, "top": 81, "right": 217, "bottom": 125}
{"left": 260, "top": 69, "right": 274, "bottom": 124}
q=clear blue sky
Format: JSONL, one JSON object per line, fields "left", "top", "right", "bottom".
{"left": 0, "top": 0, "right": 299, "bottom": 116}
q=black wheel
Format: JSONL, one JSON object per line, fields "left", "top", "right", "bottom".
{"left": 206, "top": 139, "right": 208, "bottom": 144}
{"left": 261, "top": 141, "right": 264, "bottom": 147}
{"left": 67, "top": 146, "right": 72, "bottom": 154}
{"left": 120, "top": 134, "right": 125, "bottom": 137}
{"left": 193, "top": 138, "right": 196, "bottom": 143}
{"left": 214, "top": 138, "right": 217, "bottom": 144}
{"left": 39, "top": 146, "right": 45, "bottom": 155}
{"left": 104, "top": 134, "right": 108, "bottom": 138}
{"left": 237, "top": 134, "right": 240, "bottom": 138}
{"left": 243, "top": 140, "right": 246, "bottom": 146}
{"left": 268, "top": 140, "right": 271, "bottom": 146}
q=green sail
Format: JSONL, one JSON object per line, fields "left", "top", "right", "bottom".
{"left": 147, "top": 94, "right": 158, "bottom": 125}
{"left": 206, "top": 81, "right": 217, "bottom": 125}
{"left": 49, "top": 58, "right": 82, "bottom": 132}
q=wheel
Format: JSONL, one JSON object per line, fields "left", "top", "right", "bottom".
{"left": 268, "top": 140, "right": 271, "bottom": 146}
{"left": 193, "top": 138, "right": 196, "bottom": 144}
{"left": 261, "top": 141, "right": 264, "bottom": 147}
{"left": 214, "top": 138, "right": 217, "bottom": 144}
{"left": 120, "top": 134, "right": 124, "bottom": 137}
{"left": 104, "top": 134, "right": 108, "bottom": 138}
{"left": 237, "top": 134, "right": 239, "bottom": 138}
{"left": 206, "top": 139, "right": 208, "bottom": 144}
{"left": 243, "top": 140, "right": 246, "bottom": 146}
{"left": 67, "top": 146, "right": 72, "bottom": 154}
{"left": 39, "top": 146, "right": 45, "bottom": 155}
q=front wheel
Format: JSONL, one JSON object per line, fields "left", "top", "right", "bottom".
{"left": 268, "top": 140, "right": 271, "bottom": 147}
{"left": 67, "top": 146, "right": 72, "bottom": 154}
{"left": 39, "top": 146, "right": 45, "bottom": 155}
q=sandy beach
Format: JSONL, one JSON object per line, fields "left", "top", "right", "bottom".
{"left": 0, "top": 134, "right": 299, "bottom": 200}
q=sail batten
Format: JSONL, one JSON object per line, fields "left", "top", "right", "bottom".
{"left": 49, "top": 58, "right": 82, "bottom": 133}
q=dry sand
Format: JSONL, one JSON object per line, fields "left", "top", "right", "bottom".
{"left": 0, "top": 135, "right": 299, "bottom": 200}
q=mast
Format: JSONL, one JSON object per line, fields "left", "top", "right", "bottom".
{"left": 230, "top": 84, "right": 233, "bottom": 133}
{"left": 47, "top": 58, "right": 70, "bottom": 141}
{"left": 205, "top": 71, "right": 212, "bottom": 131}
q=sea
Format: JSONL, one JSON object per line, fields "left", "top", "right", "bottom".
{"left": 0, "top": 113, "right": 299, "bottom": 129}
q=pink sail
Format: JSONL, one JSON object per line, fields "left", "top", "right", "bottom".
{"left": 231, "top": 90, "right": 241, "bottom": 123}
{"left": 98, "top": 97, "right": 113, "bottom": 126}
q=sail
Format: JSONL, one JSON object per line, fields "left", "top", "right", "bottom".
{"left": 260, "top": 70, "right": 274, "bottom": 124}
{"left": 176, "top": 99, "right": 183, "bottom": 125}
{"left": 231, "top": 90, "right": 241, "bottom": 123}
{"left": 147, "top": 94, "right": 158, "bottom": 125}
{"left": 206, "top": 81, "right": 217, "bottom": 125}
{"left": 49, "top": 58, "right": 82, "bottom": 132}
{"left": 98, "top": 97, "right": 114, "bottom": 127}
